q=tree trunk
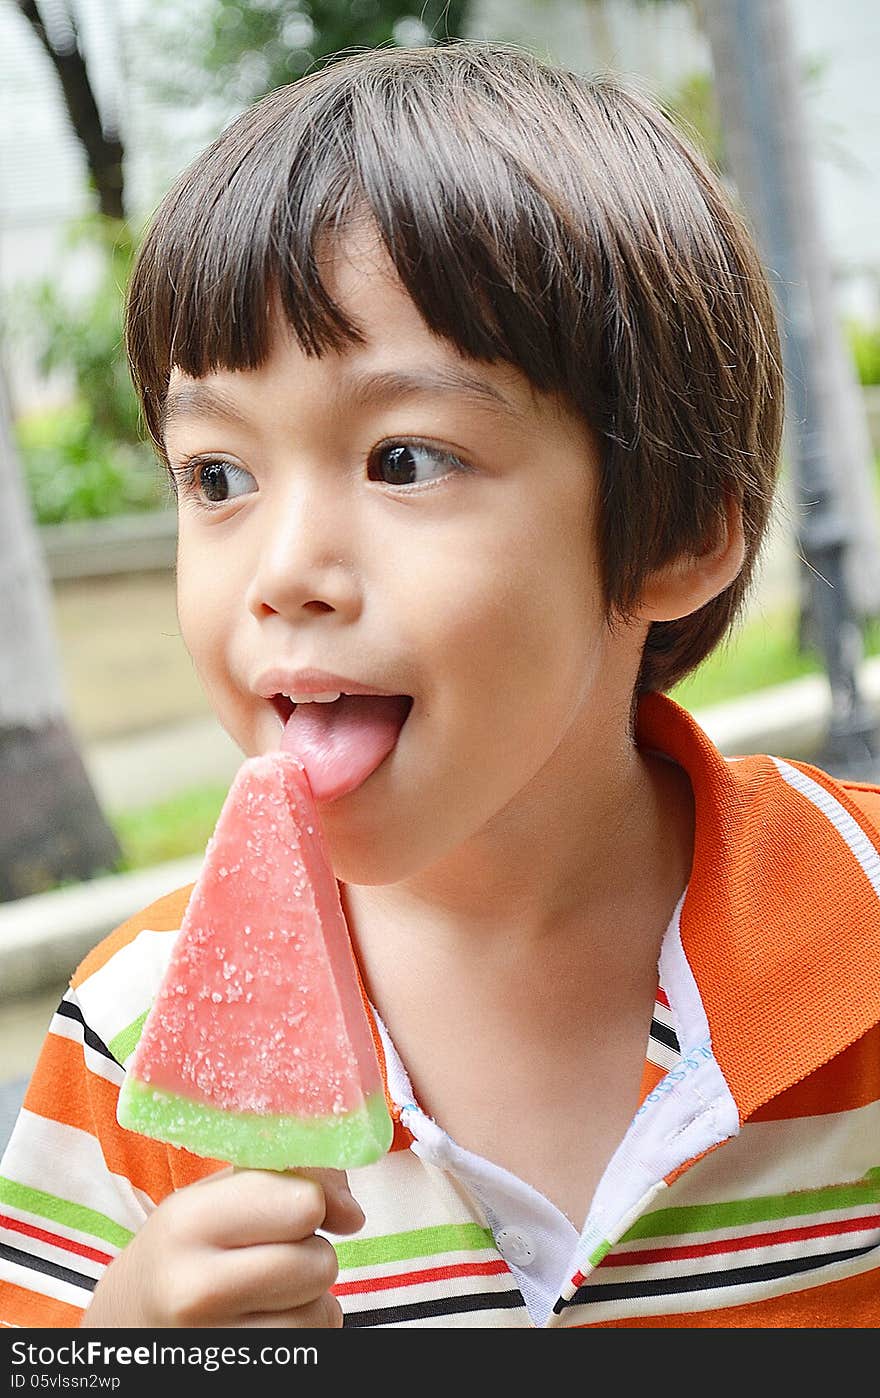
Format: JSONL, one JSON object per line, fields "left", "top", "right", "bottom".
{"left": 0, "top": 353, "right": 121, "bottom": 902}
{"left": 14, "top": 0, "right": 125, "bottom": 220}
{"left": 700, "top": 0, "right": 879, "bottom": 775}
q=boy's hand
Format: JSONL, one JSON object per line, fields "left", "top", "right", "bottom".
{"left": 80, "top": 1167, "right": 364, "bottom": 1328}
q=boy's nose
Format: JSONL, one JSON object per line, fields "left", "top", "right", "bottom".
{"left": 245, "top": 481, "right": 362, "bottom": 623}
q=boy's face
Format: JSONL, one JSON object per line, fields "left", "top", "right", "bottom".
{"left": 163, "top": 226, "right": 648, "bottom": 884}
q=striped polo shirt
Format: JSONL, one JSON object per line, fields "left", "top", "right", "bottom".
{"left": 1, "top": 691, "right": 879, "bottom": 1327}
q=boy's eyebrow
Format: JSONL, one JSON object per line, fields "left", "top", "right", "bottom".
{"left": 161, "top": 384, "right": 250, "bottom": 437}
{"left": 340, "top": 366, "right": 526, "bottom": 420}
{"left": 161, "top": 366, "right": 524, "bottom": 438}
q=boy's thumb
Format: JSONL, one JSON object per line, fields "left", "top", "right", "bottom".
{"left": 304, "top": 1167, "right": 365, "bottom": 1235}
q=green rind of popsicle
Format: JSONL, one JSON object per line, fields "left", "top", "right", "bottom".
{"left": 118, "top": 1075, "right": 393, "bottom": 1170}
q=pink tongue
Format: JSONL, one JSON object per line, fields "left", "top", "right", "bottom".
{"left": 280, "top": 694, "right": 410, "bottom": 802}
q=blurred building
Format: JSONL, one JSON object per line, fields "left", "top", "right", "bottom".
{"left": 2, "top": 0, "right": 880, "bottom": 411}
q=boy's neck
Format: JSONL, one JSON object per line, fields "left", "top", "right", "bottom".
{"left": 343, "top": 731, "right": 694, "bottom": 966}
{"left": 341, "top": 734, "right": 694, "bottom": 1222}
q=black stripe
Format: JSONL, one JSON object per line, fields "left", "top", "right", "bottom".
{"left": 649, "top": 1018, "right": 680, "bottom": 1054}
{"left": 558, "top": 1243, "right": 878, "bottom": 1310}
{"left": 55, "top": 1000, "right": 119, "bottom": 1065}
{"left": 0, "top": 1240, "right": 97, "bottom": 1293}
{"left": 343, "top": 1288, "right": 526, "bottom": 1327}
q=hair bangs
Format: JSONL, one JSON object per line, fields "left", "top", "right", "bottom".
{"left": 127, "top": 50, "right": 611, "bottom": 454}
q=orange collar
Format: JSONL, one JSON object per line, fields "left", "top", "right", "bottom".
{"left": 637, "top": 691, "right": 880, "bottom": 1119}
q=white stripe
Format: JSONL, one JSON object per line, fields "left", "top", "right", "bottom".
{"left": 560, "top": 1240, "right": 880, "bottom": 1324}
{"left": 0, "top": 1256, "right": 93, "bottom": 1312}
{"left": 75, "top": 925, "right": 180, "bottom": 1052}
{"left": 2, "top": 1111, "right": 153, "bottom": 1232}
{"left": 349, "top": 1148, "right": 492, "bottom": 1233}
{"left": 365, "top": 1304, "right": 528, "bottom": 1328}
{"left": 651, "top": 1000, "right": 676, "bottom": 1031}
{"left": 0, "top": 1213, "right": 109, "bottom": 1282}
{"left": 772, "top": 757, "right": 880, "bottom": 898}
{"left": 336, "top": 1244, "right": 502, "bottom": 1287}
{"left": 340, "top": 1266, "right": 520, "bottom": 1315}
{"left": 611, "top": 1199, "right": 880, "bottom": 1254}
{"left": 48, "top": 997, "right": 125, "bottom": 1086}
{"left": 645, "top": 1039, "right": 681, "bottom": 1073}
{"left": 658, "top": 1096, "right": 880, "bottom": 1207}
{"left": 596, "top": 1218, "right": 880, "bottom": 1284}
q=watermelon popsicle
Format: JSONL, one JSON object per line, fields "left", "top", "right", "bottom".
{"left": 116, "top": 752, "right": 393, "bottom": 1170}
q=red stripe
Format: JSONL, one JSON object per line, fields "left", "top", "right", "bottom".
{"left": 0, "top": 1212, "right": 113, "bottom": 1266}
{"left": 656, "top": 986, "right": 670, "bottom": 1009}
{"left": 601, "top": 1212, "right": 880, "bottom": 1267}
{"left": 333, "top": 1258, "right": 510, "bottom": 1297}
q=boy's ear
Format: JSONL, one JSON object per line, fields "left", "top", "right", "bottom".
{"left": 636, "top": 498, "right": 747, "bottom": 624}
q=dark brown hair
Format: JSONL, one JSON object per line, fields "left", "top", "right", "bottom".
{"left": 125, "top": 40, "right": 784, "bottom": 693}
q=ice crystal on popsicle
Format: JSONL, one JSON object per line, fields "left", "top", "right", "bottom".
{"left": 117, "top": 753, "right": 392, "bottom": 1169}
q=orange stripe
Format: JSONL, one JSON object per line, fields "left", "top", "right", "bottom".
{"left": 71, "top": 884, "right": 194, "bottom": 986}
{"left": 0, "top": 1279, "right": 84, "bottom": 1328}
{"left": 573, "top": 1261, "right": 880, "bottom": 1327}
{"left": 23, "top": 1030, "right": 220, "bottom": 1201}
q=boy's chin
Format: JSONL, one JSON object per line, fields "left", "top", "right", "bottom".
{"left": 319, "top": 815, "right": 432, "bottom": 888}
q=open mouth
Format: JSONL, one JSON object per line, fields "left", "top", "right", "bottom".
{"left": 270, "top": 692, "right": 414, "bottom": 725}
{"left": 271, "top": 692, "right": 414, "bottom": 802}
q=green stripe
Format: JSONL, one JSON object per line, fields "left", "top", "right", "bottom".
{"left": 588, "top": 1239, "right": 612, "bottom": 1266}
{"left": 334, "top": 1221, "right": 494, "bottom": 1269}
{"left": 0, "top": 1176, "right": 134, "bottom": 1251}
{"left": 623, "top": 1172, "right": 880, "bottom": 1242}
{"left": 109, "top": 1011, "right": 147, "bottom": 1066}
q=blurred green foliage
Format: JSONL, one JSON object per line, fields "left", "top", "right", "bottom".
{"left": 148, "top": 0, "right": 472, "bottom": 109}
{"left": 12, "top": 5, "right": 477, "bottom": 526}
{"left": 663, "top": 70, "right": 724, "bottom": 169}
{"left": 111, "top": 781, "right": 232, "bottom": 871}
{"left": 15, "top": 402, "right": 163, "bottom": 525}
{"left": 10, "top": 215, "right": 163, "bottom": 524}
{"left": 847, "top": 320, "right": 880, "bottom": 387}
{"left": 17, "top": 217, "right": 140, "bottom": 446}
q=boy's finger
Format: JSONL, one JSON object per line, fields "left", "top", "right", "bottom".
{"left": 188, "top": 1167, "right": 363, "bottom": 1243}
{"left": 294, "top": 1167, "right": 366, "bottom": 1235}
{"left": 188, "top": 1168, "right": 327, "bottom": 1244}
{"left": 200, "top": 1234, "right": 341, "bottom": 1320}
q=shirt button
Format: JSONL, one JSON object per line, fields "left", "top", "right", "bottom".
{"left": 495, "top": 1227, "right": 536, "bottom": 1267}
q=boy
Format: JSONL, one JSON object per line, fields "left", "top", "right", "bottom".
{"left": 2, "top": 41, "right": 879, "bottom": 1329}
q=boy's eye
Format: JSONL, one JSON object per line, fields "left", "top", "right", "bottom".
{"left": 174, "top": 459, "right": 256, "bottom": 504}
{"left": 367, "top": 441, "right": 463, "bottom": 487}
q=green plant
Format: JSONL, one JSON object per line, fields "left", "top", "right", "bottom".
{"left": 17, "top": 216, "right": 141, "bottom": 439}
{"left": 8, "top": 214, "right": 163, "bottom": 523}
{"left": 16, "top": 402, "right": 164, "bottom": 524}
{"left": 145, "top": 0, "right": 473, "bottom": 111}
